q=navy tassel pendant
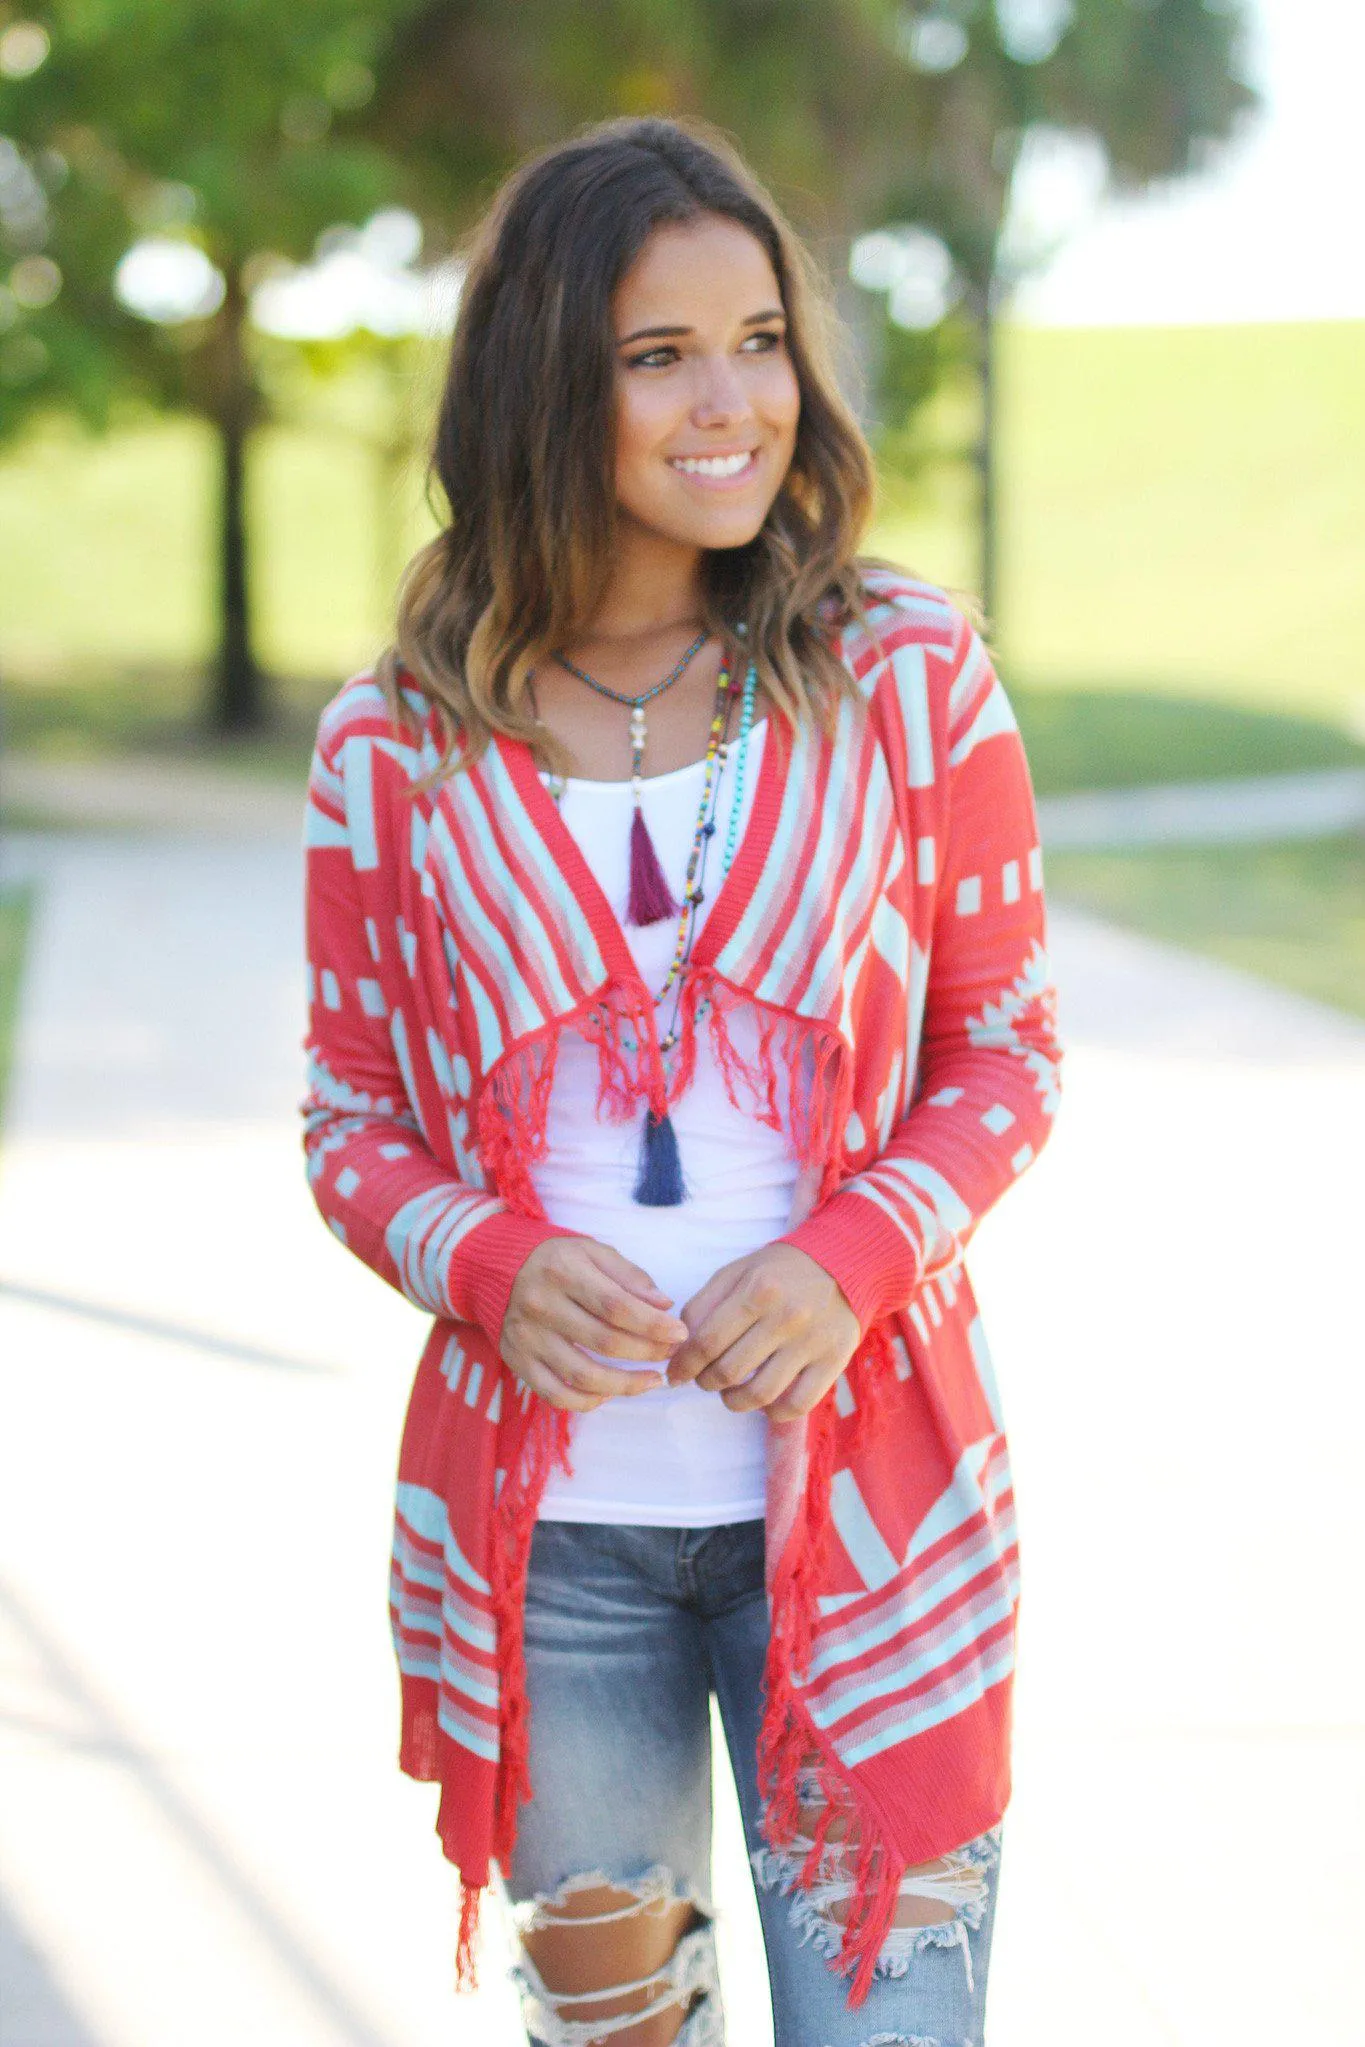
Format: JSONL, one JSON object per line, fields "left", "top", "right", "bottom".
{"left": 634, "top": 1106, "right": 685, "bottom": 1205}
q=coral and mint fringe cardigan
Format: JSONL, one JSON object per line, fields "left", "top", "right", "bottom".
{"left": 300, "top": 570, "right": 1062, "bottom": 2005}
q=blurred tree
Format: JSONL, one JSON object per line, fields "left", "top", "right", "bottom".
{"left": 1, "top": 0, "right": 1256, "bottom": 726}
{"left": 0, "top": 1, "right": 412, "bottom": 729}
{"left": 866, "top": 0, "right": 1258, "bottom": 625}
{"left": 369, "top": 0, "right": 1256, "bottom": 625}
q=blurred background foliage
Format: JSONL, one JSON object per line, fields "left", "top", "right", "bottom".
{"left": 1, "top": 0, "right": 1362, "bottom": 1017}
{"left": 2, "top": 0, "right": 1254, "bottom": 725}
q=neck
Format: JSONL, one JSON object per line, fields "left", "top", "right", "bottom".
{"left": 587, "top": 519, "right": 706, "bottom": 646}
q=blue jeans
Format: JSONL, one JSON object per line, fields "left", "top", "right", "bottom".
{"left": 502, "top": 1519, "right": 1002, "bottom": 2047}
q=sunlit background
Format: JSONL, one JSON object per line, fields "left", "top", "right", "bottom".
{"left": 1, "top": 5, "right": 1361, "bottom": 2045}
{"left": 2, "top": 0, "right": 1361, "bottom": 1017}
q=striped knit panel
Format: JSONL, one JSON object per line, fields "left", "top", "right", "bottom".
{"left": 707, "top": 577, "right": 983, "bottom": 1151}
{"left": 709, "top": 687, "right": 900, "bottom": 1035}
{"left": 861, "top": 607, "right": 1058, "bottom": 1265}
{"left": 780, "top": 584, "right": 1062, "bottom": 1328}
{"left": 301, "top": 582, "right": 1062, "bottom": 1915}
{"left": 392, "top": 1473, "right": 501, "bottom": 1764}
{"left": 761, "top": 579, "right": 1055, "bottom": 1810}
{"left": 420, "top": 742, "right": 610, "bottom": 1074}
{"left": 809, "top": 1428, "right": 1019, "bottom": 1771}
{"left": 389, "top": 1325, "right": 511, "bottom": 1769}
{"left": 302, "top": 679, "right": 508, "bottom": 1320}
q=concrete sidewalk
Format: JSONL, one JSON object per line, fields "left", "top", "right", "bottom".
{"left": 8, "top": 749, "right": 1365, "bottom": 850}
{"left": 1, "top": 826, "right": 1362, "bottom": 2046}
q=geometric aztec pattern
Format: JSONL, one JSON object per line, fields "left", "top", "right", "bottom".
{"left": 299, "top": 568, "right": 1063, "bottom": 1962}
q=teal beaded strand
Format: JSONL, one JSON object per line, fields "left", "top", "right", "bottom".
{"left": 720, "top": 660, "right": 757, "bottom": 878}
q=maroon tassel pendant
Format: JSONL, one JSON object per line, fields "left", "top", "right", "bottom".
{"left": 626, "top": 702, "right": 678, "bottom": 926}
{"left": 628, "top": 805, "right": 678, "bottom": 925}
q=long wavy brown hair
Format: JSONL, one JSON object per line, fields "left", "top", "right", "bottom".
{"left": 378, "top": 116, "right": 879, "bottom": 778}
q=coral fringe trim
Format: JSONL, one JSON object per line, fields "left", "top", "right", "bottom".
{"left": 450, "top": 969, "right": 874, "bottom": 1995}
{"left": 449, "top": 1391, "right": 573, "bottom": 1989}
{"left": 473, "top": 965, "right": 854, "bottom": 1225}
{"left": 757, "top": 1321, "right": 909, "bottom": 2007}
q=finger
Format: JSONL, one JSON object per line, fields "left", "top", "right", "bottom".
{"left": 562, "top": 1270, "right": 689, "bottom": 1356}
{"left": 538, "top": 1331, "right": 662, "bottom": 1403}
{"left": 585, "top": 1240, "right": 678, "bottom": 1310}
{"left": 528, "top": 1243, "right": 688, "bottom": 1352}
{"left": 551, "top": 1295, "right": 681, "bottom": 1365}
{"left": 511, "top": 1356, "right": 607, "bottom": 1414}
{"left": 765, "top": 1357, "right": 846, "bottom": 1424}
{"left": 717, "top": 1342, "right": 817, "bottom": 1414}
{"left": 675, "top": 1260, "right": 746, "bottom": 1334}
{"left": 666, "top": 1272, "right": 759, "bottom": 1385}
{"left": 694, "top": 1317, "right": 784, "bottom": 1394}
{"left": 671, "top": 1267, "right": 787, "bottom": 1386}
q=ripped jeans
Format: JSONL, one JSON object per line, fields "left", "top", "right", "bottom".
{"left": 502, "top": 1519, "right": 1002, "bottom": 2047}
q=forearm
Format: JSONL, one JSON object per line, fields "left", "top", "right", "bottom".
{"left": 304, "top": 1067, "right": 580, "bottom": 1341}
{"left": 302, "top": 717, "right": 580, "bottom": 1345}
{"left": 781, "top": 993, "right": 1060, "bottom": 1333}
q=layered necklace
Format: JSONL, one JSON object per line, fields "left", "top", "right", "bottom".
{"left": 541, "top": 632, "right": 758, "bottom": 1205}
{"left": 552, "top": 629, "right": 709, "bottom": 927}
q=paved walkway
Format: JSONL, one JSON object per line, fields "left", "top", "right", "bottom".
{"left": 1038, "top": 764, "right": 1365, "bottom": 849}
{"left": 7, "top": 750, "right": 1365, "bottom": 850}
{"left": 1, "top": 823, "right": 1362, "bottom": 2046}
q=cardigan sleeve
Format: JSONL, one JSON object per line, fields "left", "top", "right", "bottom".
{"left": 301, "top": 717, "right": 580, "bottom": 1346}
{"left": 780, "top": 615, "right": 1063, "bottom": 1336}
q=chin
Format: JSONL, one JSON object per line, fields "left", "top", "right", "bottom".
{"left": 652, "top": 501, "right": 775, "bottom": 554}
{"left": 619, "top": 468, "right": 784, "bottom": 552}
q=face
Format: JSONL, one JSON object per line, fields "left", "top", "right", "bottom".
{"left": 610, "top": 213, "right": 801, "bottom": 554}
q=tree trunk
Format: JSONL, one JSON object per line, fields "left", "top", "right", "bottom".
{"left": 210, "top": 267, "right": 263, "bottom": 733}
{"left": 970, "top": 280, "right": 998, "bottom": 634}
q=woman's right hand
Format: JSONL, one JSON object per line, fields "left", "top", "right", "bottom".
{"left": 501, "top": 1237, "right": 690, "bottom": 1411}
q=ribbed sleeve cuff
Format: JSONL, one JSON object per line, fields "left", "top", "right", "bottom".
{"left": 450, "top": 1209, "right": 584, "bottom": 1346}
{"left": 780, "top": 1192, "right": 922, "bottom": 1338}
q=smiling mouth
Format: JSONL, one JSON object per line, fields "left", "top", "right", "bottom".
{"left": 667, "top": 449, "right": 759, "bottom": 480}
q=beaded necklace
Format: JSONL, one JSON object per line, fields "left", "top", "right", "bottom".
{"left": 552, "top": 631, "right": 709, "bottom": 926}
{"left": 543, "top": 654, "right": 759, "bottom": 1205}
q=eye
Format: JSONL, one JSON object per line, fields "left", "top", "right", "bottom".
{"left": 740, "top": 329, "right": 784, "bottom": 353}
{"left": 625, "top": 344, "right": 680, "bottom": 370}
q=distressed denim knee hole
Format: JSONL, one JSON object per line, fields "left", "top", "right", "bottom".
{"left": 512, "top": 1865, "right": 723, "bottom": 2047}
{"left": 752, "top": 1821, "right": 1001, "bottom": 1998}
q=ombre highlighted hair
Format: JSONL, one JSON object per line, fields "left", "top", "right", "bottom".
{"left": 378, "top": 116, "right": 879, "bottom": 777}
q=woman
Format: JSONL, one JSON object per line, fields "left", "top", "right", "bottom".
{"left": 302, "top": 116, "right": 1060, "bottom": 2047}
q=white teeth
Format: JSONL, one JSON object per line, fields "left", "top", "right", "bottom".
{"left": 670, "top": 451, "right": 754, "bottom": 478}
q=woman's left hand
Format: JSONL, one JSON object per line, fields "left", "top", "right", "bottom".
{"left": 667, "top": 1245, "right": 861, "bottom": 1421}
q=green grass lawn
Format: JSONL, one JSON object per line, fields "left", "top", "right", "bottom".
{"left": 1009, "top": 683, "right": 1363, "bottom": 793}
{"left": 0, "top": 414, "right": 408, "bottom": 689}
{"left": 1, "top": 319, "right": 1362, "bottom": 1022}
{"left": 1047, "top": 834, "right": 1365, "bottom": 1021}
{"left": 9, "top": 645, "right": 1361, "bottom": 797}
{"left": 875, "top": 318, "right": 1365, "bottom": 728}
{"left": 1, "top": 318, "right": 1361, "bottom": 763}
{"left": 0, "top": 885, "right": 34, "bottom": 1129}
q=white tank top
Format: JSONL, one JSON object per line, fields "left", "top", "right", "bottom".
{"left": 532, "top": 719, "right": 799, "bottom": 1525}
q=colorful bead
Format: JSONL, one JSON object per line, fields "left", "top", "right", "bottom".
{"left": 544, "top": 643, "right": 758, "bottom": 1081}
{"left": 722, "top": 661, "right": 757, "bottom": 878}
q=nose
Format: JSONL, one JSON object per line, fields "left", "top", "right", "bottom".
{"left": 690, "top": 349, "right": 753, "bottom": 428}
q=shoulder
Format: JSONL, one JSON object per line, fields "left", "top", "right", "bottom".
{"left": 312, "top": 667, "right": 446, "bottom": 782}
{"left": 839, "top": 564, "right": 1017, "bottom": 775}
{"left": 305, "top": 669, "right": 453, "bottom": 875}
{"left": 839, "top": 564, "right": 979, "bottom": 688}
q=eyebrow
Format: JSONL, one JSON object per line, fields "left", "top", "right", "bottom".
{"left": 616, "top": 307, "right": 786, "bottom": 346}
